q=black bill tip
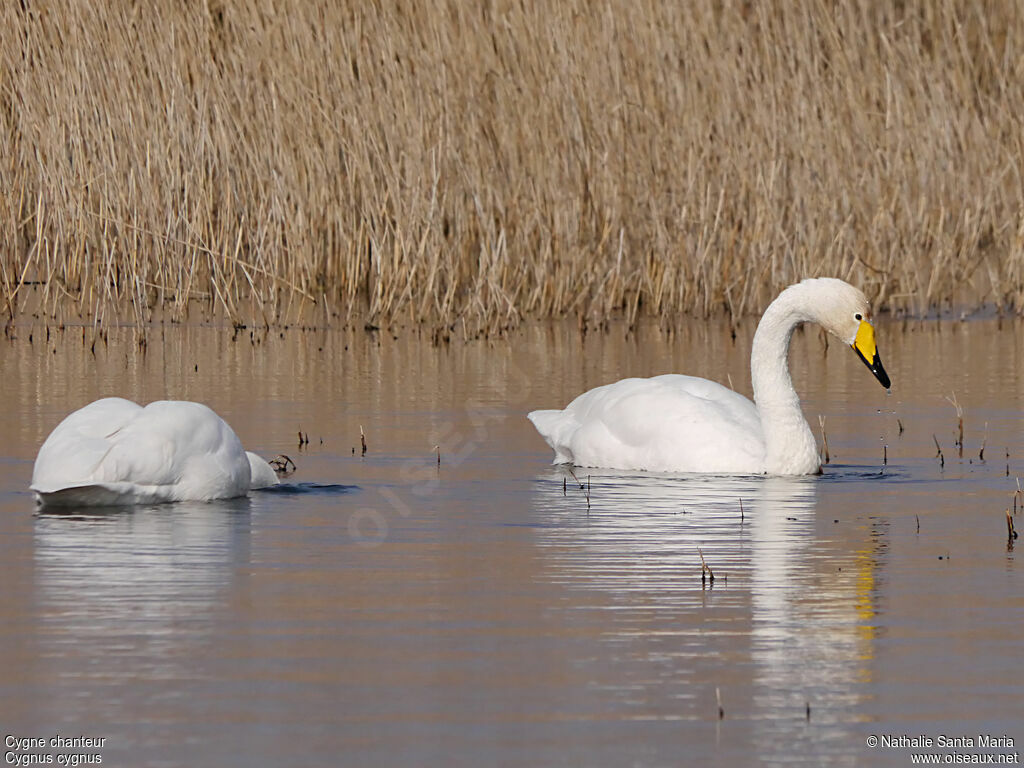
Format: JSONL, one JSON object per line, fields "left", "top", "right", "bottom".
{"left": 855, "top": 347, "right": 891, "bottom": 389}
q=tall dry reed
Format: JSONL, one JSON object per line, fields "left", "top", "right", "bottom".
{"left": 3, "top": 0, "right": 1024, "bottom": 330}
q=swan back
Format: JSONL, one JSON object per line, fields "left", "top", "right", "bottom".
{"left": 31, "top": 398, "right": 258, "bottom": 506}
{"left": 529, "top": 375, "right": 766, "bottom": 473}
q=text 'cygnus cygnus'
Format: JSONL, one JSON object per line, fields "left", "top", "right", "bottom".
{"left": 31, "top": 398, "right": 279, "bottom": 507}
{"left": 528, "top": 278, "right": 890, "bottom": 475}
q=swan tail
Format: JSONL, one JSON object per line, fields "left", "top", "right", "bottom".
{"left": 527, "top": 409, "right": 575, "bottom": 464}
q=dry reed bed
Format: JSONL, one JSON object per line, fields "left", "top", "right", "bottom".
{"left": 2, "top": 0, "right": 1024, "bottom": 330}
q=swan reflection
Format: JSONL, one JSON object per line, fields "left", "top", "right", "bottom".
{"left": 747, "top": 477, "right": 878, "bottom": 738}
{"left": 32, "top": 500, "right": 252, "bottom": 676}
{"left": 531, "top": 469, "right": 879, "bottom": 726}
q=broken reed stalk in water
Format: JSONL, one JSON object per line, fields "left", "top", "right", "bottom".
{"left": 698, "top": 547, "right": 715, "bottom": 585}
{"left": 818, "top": 415, "right": 830, "bottom": 464}
{"left": 979, "top": 422, "right": 987, "bottom": 461}
{"left": 565, "top": 468, "right": 590, "bottom": 508}
{"left": 269, "top": 454, "right": 297, "bottom": 475}
{"left": 933, "top": 435, "right": 944, "bottom": 468}
{"left": 360, "top": 425, "right": 367, "bottom": 456}
{"left": 946, "top": 392, "right": 964, "bottom": 459}
{"left": 1007, "top": 510, "right": 1018, "bottom": 542}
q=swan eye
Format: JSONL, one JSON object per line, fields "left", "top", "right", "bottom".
{"left": 854, "top": 313, "right": 862, "bottom": 321}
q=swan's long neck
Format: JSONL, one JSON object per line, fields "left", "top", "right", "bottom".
{"left": 750, "top": 288, "right": 820, "bottom": 475}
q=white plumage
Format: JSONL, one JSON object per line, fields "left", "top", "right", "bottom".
{"left": 529, "top": 278, "right": 891, "bottom": 476}
{"left": 31, "top": 398, "right": 279, "bottom": 507}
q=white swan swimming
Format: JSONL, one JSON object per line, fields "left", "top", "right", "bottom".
{"left": 528, "top": 278, "right": 891, "bottom": 475}
{"left": 31, "top": 398, "right": 280, "bottom": 507}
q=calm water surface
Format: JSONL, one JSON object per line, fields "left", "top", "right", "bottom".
{"left": 1, "top": 317, "right": 1022, "bottom": 766}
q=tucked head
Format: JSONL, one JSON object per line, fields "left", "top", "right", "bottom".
{"left": 791, "top": 277, "right": 890, "bottom": 389}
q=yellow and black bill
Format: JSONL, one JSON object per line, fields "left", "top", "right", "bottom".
{"left": 852, "top": 320, "right": 891, "bottom": 389}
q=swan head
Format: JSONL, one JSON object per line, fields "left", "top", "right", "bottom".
{"left": 796, "top": 278, "right": 891, "bottom": 389}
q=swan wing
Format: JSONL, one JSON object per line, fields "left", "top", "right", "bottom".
{"left": 529, "top": 374, "right": 766, "bottom": 473}
{"left": 31, "top": 398, "right": 144, "bottom": 493}
{"left": 31, "top": 481, "right": 176, "bottom": 507}
{"left": 99, "top": 401, "right": 251, "bottom": 500}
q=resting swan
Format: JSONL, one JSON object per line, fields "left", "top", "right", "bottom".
{"left": 31, "top": 398, "right": 279, "bottom": 507}
{"left": 528, "top": 278, "right": 891, "bottom": 475}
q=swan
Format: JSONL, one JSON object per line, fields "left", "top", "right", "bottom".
{"left": 528, "top": 277, "right": 891, "bottom": 475}
{"left": 31, "top": 397, "right": 280, "bottom": 507}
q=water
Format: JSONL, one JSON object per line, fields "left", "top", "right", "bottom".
{"left": 1, "top": 317, "right": 1022, "bottom": 766}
